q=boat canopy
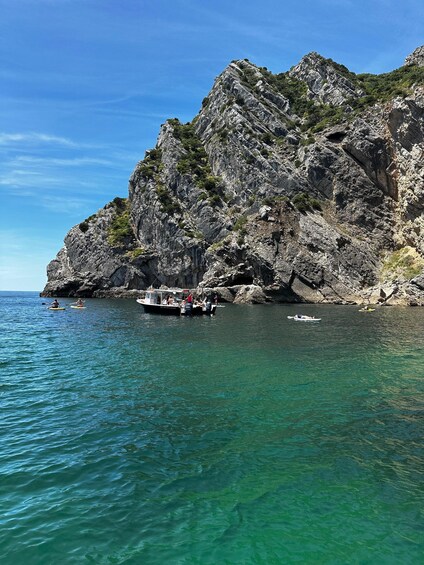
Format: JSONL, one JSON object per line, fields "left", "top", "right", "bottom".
{"left": 143, "top": 288, "right": 189, "bottom": 305}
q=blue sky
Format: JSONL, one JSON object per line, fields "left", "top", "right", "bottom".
{"left": 1, "top": 0, "right": 423, "bottom": 291}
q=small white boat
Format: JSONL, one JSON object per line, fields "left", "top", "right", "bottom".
{"left": 287, "top": 315, "right": 321, "bottom": 322}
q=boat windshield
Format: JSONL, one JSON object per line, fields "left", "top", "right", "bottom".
{"left": 144, "top": 289, "right": 186, "bottom": 305}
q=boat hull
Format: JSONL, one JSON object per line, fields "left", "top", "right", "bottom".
{"left": 137, "top": 302, "right": 210, "bottom": 316}
{"left": 287, "top": 315, "right": 321, "bottom": 322}
{"left": 141, "top": 303, "right": 184, "bottom": 316}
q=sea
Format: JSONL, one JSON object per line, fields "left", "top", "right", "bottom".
{"left": 1, "top": 291, "right": 423, "bottom": 564}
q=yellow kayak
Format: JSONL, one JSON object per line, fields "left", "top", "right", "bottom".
{"left": 71, "top": 305, "right": 86, "bottom": 309}
{"left": 359, "top": 308, "right": 375, "bottom": 312}
{"left": 48, "top": 307, "right": 65, "bottom": 310}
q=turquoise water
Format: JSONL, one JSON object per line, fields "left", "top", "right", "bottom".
{"left": 1, "top": 292, "right": 423, "bottom": 564}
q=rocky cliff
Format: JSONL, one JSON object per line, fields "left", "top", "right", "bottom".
{"left": 42, "top": 47, "right": 424, "bottom": 305}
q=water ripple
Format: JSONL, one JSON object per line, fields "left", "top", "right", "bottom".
{"left": 0, "top": 294, "right": 423, "bottom": 563}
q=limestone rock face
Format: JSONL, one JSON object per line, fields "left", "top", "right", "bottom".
{"left": 289, "top": 52, "right": 364, "bottom": 106}
{"left": 42, "top": 47, "right": 424, "bottom": 305}
{"left": 405, "top": 46, "right": 424, "bottom": 67}
{"left": 42, "top": 202, "right": 149, "bottom": 297}
{"left": 200, "top": 200, "right": 378, "bottom": 304}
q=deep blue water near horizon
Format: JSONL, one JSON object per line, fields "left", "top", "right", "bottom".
{"left": 1, "top": 291, "right": 423, "bottom": 564}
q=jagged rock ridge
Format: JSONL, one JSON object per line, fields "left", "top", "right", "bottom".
{"left": 42, "top": 47, "right": 424, "bottom": 305}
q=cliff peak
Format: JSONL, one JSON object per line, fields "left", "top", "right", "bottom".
{"left": 404, "top": 45, "right": 424, "bottom": 67}
{"left": 289, "top": 52, "right": 363, "bottom": 106}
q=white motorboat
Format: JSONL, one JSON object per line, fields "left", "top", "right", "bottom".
{"left": 136, "top": 288, "right": 216, "bottom": 316}
{"left": 287, "top": 315, "right": 321, "bottom": 322}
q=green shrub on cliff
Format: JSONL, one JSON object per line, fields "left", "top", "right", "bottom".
{"left": 381, "top": 247, "right": 424, "bottom": 281}
{"left": 156, "top": 183, "right": 181, "bottom": 215}
{"left": 306, "top": 106, "right": 345, "bottom": 132}
{"left": 350, "top": 64, "right": 424, "bottom": 111}
{"left": 170, "top": 120, "right": 209, "bottom": 179}
{"left": 292, "top": 193, "right": 322, "bottom": 213}
{"left": 138, "top": 148, "right": 162, "bottom": 180}
{"left": 323, "top": 57, "right": 357, "bottom": 81}
{"left": 262, "top": 195, "right": 289, "bottom": 206}
{"left": 126, "top": 247, "right": 146, "bottom": 260}
{"left": 238, "top": 62, "right": 259, "bottom": 89}
{"left": 259, "top": 60, "right": 424, "bottom": 134}
{"left": 259, "top": 69, "right": 311, "bottom": 116}
{"left": 111, "top": 197, "right": 127, "bottom": 211}
{"left": 197, "top": 175, "right": 221, "bottom": 194}
{"left": 79, "top": 213, "right": 97, "bottom": 233}
{"left": 170, "top": 119, "right": 224, "bottom": 205}
{"left": 108, "top": 199, "right": 134, "bottom": 246}
{"left": 233, "top": 215, "right": 248, "bottom": 233}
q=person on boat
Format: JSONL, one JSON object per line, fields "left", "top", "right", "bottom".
{"left": 51, "top": 299, "right": 60, "bottom": 308}
{"left": 179, "top": 299, "right": 186, "bottom": 315}
{"left": 76, "top": 298, "right": 84, "bottom": 307}
{"left": 185, "top": 293, "right": 193, "bottom": 316}
{"left": 205, "top": 296, "right": 213, "bottom": 315}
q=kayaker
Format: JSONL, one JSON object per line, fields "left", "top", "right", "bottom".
{"left": 51, "top": 299, "right": 60, "bottom": 309}
{"left": 76, "top": 298, "right": 84, "bottom": 307}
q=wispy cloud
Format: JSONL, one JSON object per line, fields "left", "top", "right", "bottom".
{"left": 0, "top": 169, "right": 55, "bottom": 189}
{"left": 0, "top": 130, "right": 144, "bottom": 156}
{"left": 0, "top": 169, "right": 124, "bottom": 195}
{"left": 0, "top": 129, "right": 137, "bottom": 204}
{"left": 12, "top": 155, "right": 112, "bottom": 167}
{"left": 0, "top": 174, "right": 102, "bottom": 215}
{"left": 0, "top": 132, "right": 78, "bottom": 147}
{"left": 39, "top": 194, "right": 99, "bottom": 214}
